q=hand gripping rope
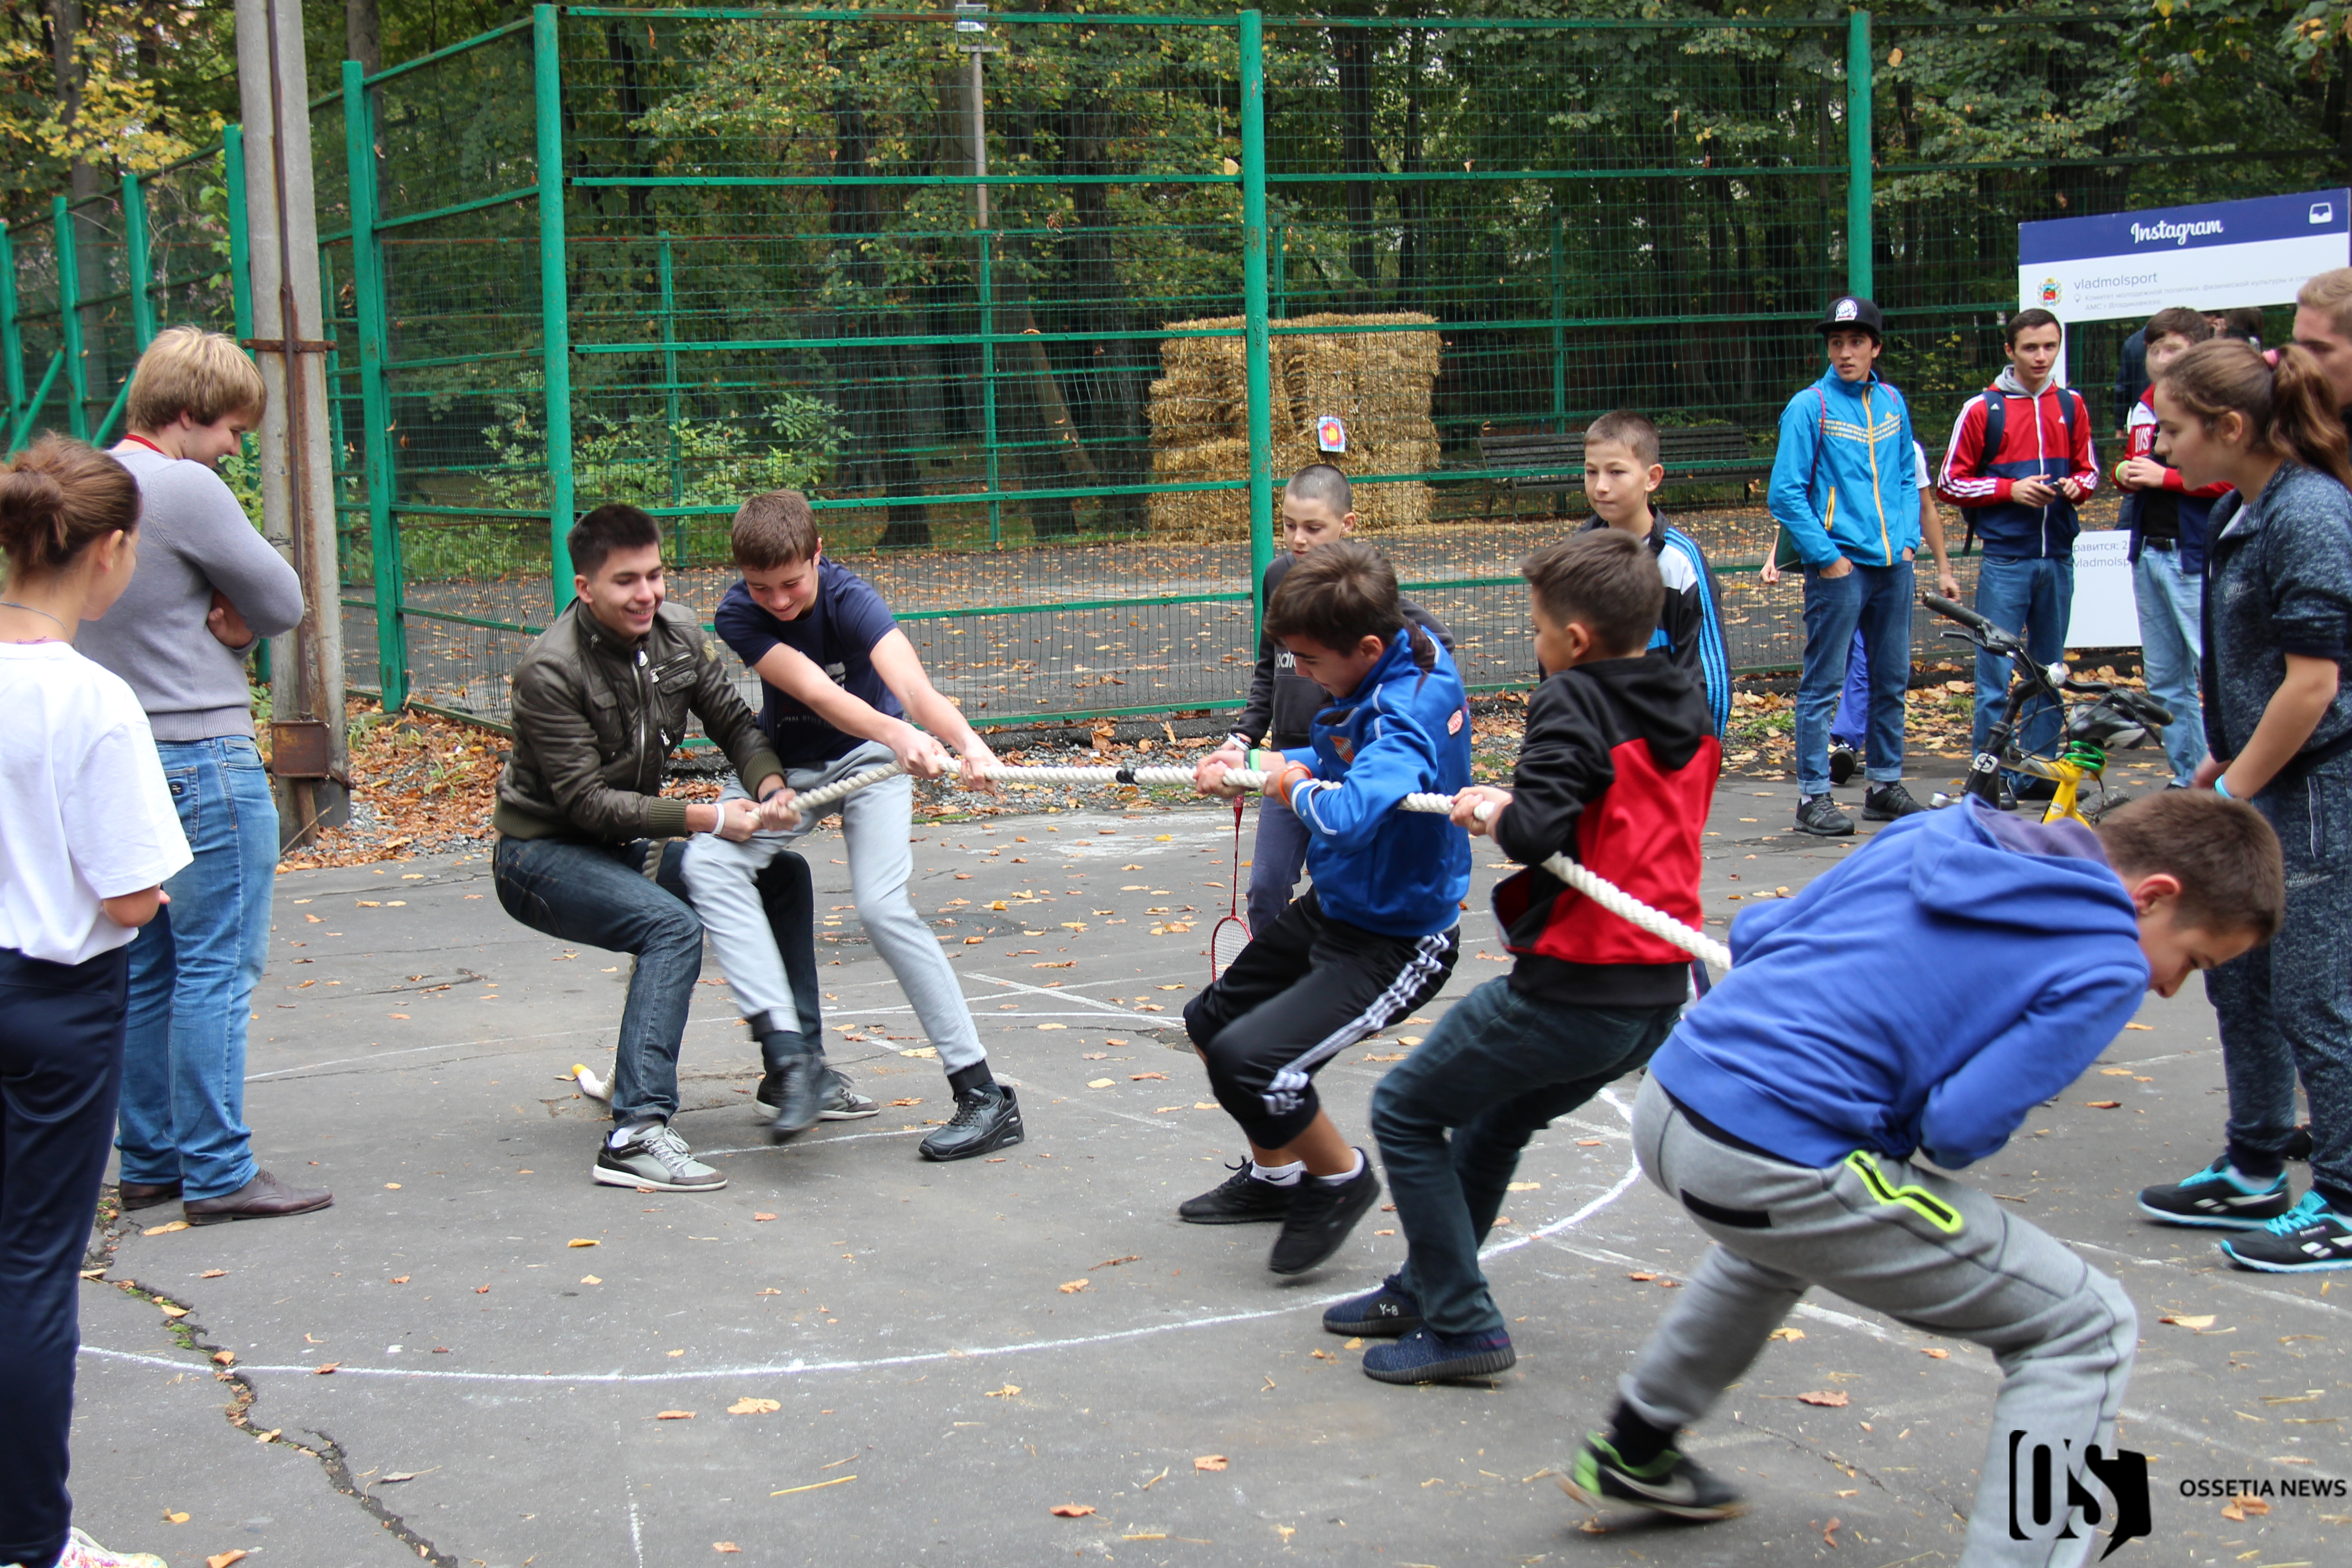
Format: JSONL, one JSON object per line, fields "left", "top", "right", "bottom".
{"left": 767, "top": 760, "right": 1735, "bottom": 974}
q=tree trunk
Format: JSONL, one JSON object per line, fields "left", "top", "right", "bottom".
{"left": 51, "top": 0, "right": 107, "bottom": 431}
{"left": 346, "top": 0, "right": 382, "bottom": 73}
{"left": 1068, "top": 85, "right": 1147, "bottom": 534}
{"left": 1397, "top": 28, "right": 1427, "bottom": 312}
{"left": 1333, "top": 24, "right": 1378, "bottom": 301}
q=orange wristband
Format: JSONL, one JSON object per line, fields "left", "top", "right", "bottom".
{"left": 1268, "top": 760, "right": 1316, "bottom": 808}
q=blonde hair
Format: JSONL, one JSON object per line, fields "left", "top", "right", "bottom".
{"left": 125, "top": 325, "right": 266, "bottom": 432}
{"left": 2298, "top": 267, "right": 2352, "bottom": 342}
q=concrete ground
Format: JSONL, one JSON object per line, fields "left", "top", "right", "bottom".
{"left": 70, "top": 774, "right": 2345, "bottom": 1568}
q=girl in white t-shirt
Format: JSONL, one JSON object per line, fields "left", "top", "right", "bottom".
{"left": 0, "top": 435, "right": 190, "bottom": 1568}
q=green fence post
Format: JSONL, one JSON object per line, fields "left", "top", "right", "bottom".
{"left": 1550, "top": 213, "right": 1567, "bottom": 431}
{"left": 657, "top": 230, "right": 683, "bottom": 559}
{"left": 534, "top": 3, "right": 577, "bottom": 604}
{"left": 123, "top": 171, "right": 157, "bottom": 351}
{"left": 979, "top": 232, "right": 1000, "bottom": 547}
{"left": 1240, "top": 10, "right": 1274, "bottom": 639}
{"left": 0, "top": 222, "right": 22, "bottom": 434}
{"left": 54, "top": 197, "right": 87, "bottom": 439}
{"left": 1846, "top": 10, "right": 1873, "bottom": 300}
{"left": 225, "top": 127, "right": 255, "bottom": 343}
{"left": 345, "top": 58, "right": 407, "bottom": 711}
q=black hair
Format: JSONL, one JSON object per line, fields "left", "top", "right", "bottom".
{"left": 568, "top": 503, "right": 663, "bottom": 579}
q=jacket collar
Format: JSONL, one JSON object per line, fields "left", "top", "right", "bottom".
{"left": 1579, "top": 512, "right": 1670, "bottom": 559}
{"left": 2214, "top": 461, "right": 2302, "bottom": 544}
{"left": 1993, "top": 365, "right": 2063, "bottom": 400}
{"left": 1815, "top": 366, "right": 1889, "bottom": 401}
{"left": 571, "top": 599, "right": 654, "bottom": 661}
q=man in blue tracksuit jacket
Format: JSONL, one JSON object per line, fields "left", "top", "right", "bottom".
{"left": 1559, "top": 791, "right": 2283, "bottom": 1564}
{"left": 1768, "top": 295, "right": 1926, "bottom": 837}
{"left": 1182, "top": 542, "right": 1472, "bottom": 1279}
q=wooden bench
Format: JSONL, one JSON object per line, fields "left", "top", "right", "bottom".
{"left": 1475, "top": 423, "right": 1775, "bottom": 515}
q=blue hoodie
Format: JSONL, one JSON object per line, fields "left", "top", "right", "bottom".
{"left": 1650, "top": 800, "right": 2146, "bottom": 1170}
{"left": 1768, "top": 367, "right": 1922, "bottom": 569}
{"left": 1280, "top": 627, "right": 1473, "bottom": 938}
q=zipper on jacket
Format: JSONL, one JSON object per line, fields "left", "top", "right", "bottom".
{"left": 637, "top": 648, "right": 652, "bottom": 793}
{"left": 1864, "top": 383, "right": 1891, "bottom": 565}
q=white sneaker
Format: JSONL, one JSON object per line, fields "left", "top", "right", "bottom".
{"left": 52, "top": 1527, "right": 169, "bottom": 1568}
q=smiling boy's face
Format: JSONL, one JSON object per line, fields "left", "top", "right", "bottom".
{"left": 1283, "top": 632, "right": 1387, "bottom": 700}
{"left": 740, "top": 549, "right": 823, "bottom": 622}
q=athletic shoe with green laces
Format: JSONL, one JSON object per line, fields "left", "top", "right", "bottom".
{"left": 2136, "top": 1156, "right": 2292, "bottom": 1229}
{"left": 2218, "top": 1191, "right": 2352, "bottom": 1273}
{"left": 1559, "top": 1433, "right": 1745, "bottom": 1522}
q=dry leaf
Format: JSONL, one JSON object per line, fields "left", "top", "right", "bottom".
{"left": 1194, "top": 1455, "right": 1229, "bottom": 1471}
{"left": 2124, "top": 1022, "right": 2154, "bottom": 1030}
{"left": 753, "top": 1212, "right": 777, "bottom": 1221}
{"left": 1092, "top": 1254, "right": 1142, "bottom": 1269}
{"left": 143, "top": 1220, "right": 189, "bottom": 1236}
{"left": 164, "top": 1512, "right": 190, "bottom": 1525}
{"left": 207, "top": 1552, "right": 249, "bottom": 1568}
{"left": 313, "top": 1362, "right": 340, "bottom": 1375}
{"left": 1130, "top": 1071, "right": 1169, "bottom": 1081}
{"left": 713, "top": 1545, "right": 742, "bottom": 1554}
{"left": 568, "top": 1238, "right": 600, "bottom": 1248}
{"left": 1822, "top": 1516, "right": 1842, "bottom": 1546}
{"left": 377, "top": 1470, "right": 436, "bottom": 1484}
{"left": 2084, "top": 1100, "right": 2122, "bottom": 1110}
{"left": 389, "top": 1275, "right": 409, "bottom": 1284}
{"left": 212, "top": 1350, "right": 235, "bottom": 1365}
{"left": 1797, "top": 1389, "right": 1850, "bottom": 1407}
{"left": 1922, "top": 1347, "right": 1951, "bottom": 1359}
{"left": 1050, "top": 1504, "right": 1096, "bottom": 1518}
{"left": 1058, "top": 1278, "right": 1090, "bottom": 1294}
{"left": 984, "top": 1384, "right": 1021, "bottom": 1398}
{"left": 580, "top": 1275, "right": 602, "bottom": 1285}
{"left": 1768, "top": 1327, "right": 1805, "bottom": 1342}
{"left": 159, "top": 1303, "right": 189, "bottom": 1318}
{"left": 2161, "top": 1313, "right": 2217, "bottom": 1329}
{"left": 1576, "top": 1137, "right": 1605, "bottom": 1147}
{"left": 1506, "top": 1181, "right": 1541, "bottom": 1191}
{"left": 1086, "top": 1078, "right": 1115, "bottom": 1089}
{"left": 1627, "top": 1271, "right": 1656, "bottom": 1282}
{"left": 474, "top": 1285, "right": 489, "bottom": 1294}
{"left": 655, "top": 1410, "right": 695, "bottom": 1421}
{"left": 1345, "top": 1337, "right": 1363, "bottom": 1349}
{"left": 1195, "top": 1102, "right": 1220, "bottom": 1110}
{"left": 1038, "top": 1023, "right": 1068, "bottom": 1031}
{"left": 727, "top": 1397, "right": 781, "bottom": 1415}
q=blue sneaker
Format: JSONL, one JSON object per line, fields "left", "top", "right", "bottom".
{"left": 2219, "top": 1191, "right": 2352, "bottom": 1273}
{"left": 2136, "top": 1156, "right": 2292, "bottom": 1229}
{"left": 1323, "top": 1275, "right": 1421, "bottom": 1337}
{"left": 1361, "top": 1325, "right": 1516, "bottom": 1385}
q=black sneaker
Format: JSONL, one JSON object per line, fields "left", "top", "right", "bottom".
{"left": 1793, "top": 794, "right": 1853, "bottom": 837}
{"left": 918, "top": 1083, "right": 1024, "bottom": 1161}
{"left": 819, "top": 1068, "right": 880, "bottom": 1120}
{"left": 1362, "top": 1326, "right": 1517, "bottom": 1384}
{"left": 1828, "top": 745, "right": 1860, "bottom": 787}
{"left": 1561, "top": 1434, "right": 1744, "bottom": 1522}
{"left": 1994, "top": 779, "right": 2019, "bottom": 811}
{"left": 760, "top": 1055, "right": 823, "bottom": 1143}
{"left": 2136, "top": 1156, "right": 2293, "bottom": 1229}
{"left": 1269, "top": 1154, "right": 1381, "bottom": 1276}
{"left": 1862, "top": 781, "right": 1927, "bottom": 821}
{"left": 2285, "top": 1124, "right": 2314, "bottom": 1162}
{"left": 2219, "top": 1192, "right": 2352, "bottom": 1273}
{"left": 1178, "top": 1160, "right": 1298, "bottom": 1225}
{"left": 1323, "top": 1274, "right": 1422, "bottom": 1336}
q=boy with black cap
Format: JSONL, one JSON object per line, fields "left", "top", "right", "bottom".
{"left": 1765, "top": 296, "right": 1928, "bottom": 838}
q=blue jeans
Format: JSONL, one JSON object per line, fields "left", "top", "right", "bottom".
{"left": 1972, "top": 554, "right": 2074, "bottom": 782}
{"left": 1829, "top": 629, "right": 1868, "bottom": 755}
{"left": 1369, "top": 977, "right": 1678, "bottom": 1338}
{"left": 2132, "top": 547, "right": 2207, "bottom": 786}
{"left": 1796, "top": 559, "right": 1914, "bottom": 796}
{"left": 119, "top": 737, "right": 277, "bottom": 1201}
{"left": 1245, "top": 791, "right": 1311, "bottom": 938}
{"left": 0, "top": 944, "right": 128, "bottom": 1568}
{"left": 2207, "top": 758, "right": 2352, "bottom": 1210}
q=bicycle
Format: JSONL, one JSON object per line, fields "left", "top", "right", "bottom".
{"left": 1919, "top": 593, "right": 2173, "bottom": 826}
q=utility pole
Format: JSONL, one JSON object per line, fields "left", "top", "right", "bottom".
{"left": 954, "top": 2, "right": 998, "bottom": 230}
{"left": 236, "top": 0, "right": 348, "bottom": 846}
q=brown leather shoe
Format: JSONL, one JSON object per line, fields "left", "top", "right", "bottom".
{"left": 116, "top": 1180, "right": 182, "bottom": 1211}
{"left": 184, "top": 1170, "right": 334, "bottom": 1226}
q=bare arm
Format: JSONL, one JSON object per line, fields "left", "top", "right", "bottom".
{"left": 749, "top": 636, "right": 951, "bottom": 777}
{"left": 1919, "top": 493, "right": 1960, "bottom": 599}
{"left": 868, "top": 628, "right": 999, "bottom": 786}
{"left": 101, "top": 887, "right": 168, "bottom": 928}
{"left": 2201, "top": 653, "right": 2340, "bottom": 799}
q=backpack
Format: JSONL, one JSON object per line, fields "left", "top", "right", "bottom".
{"left": 1959, "top": 382, "right": 2079, "bottom": 555}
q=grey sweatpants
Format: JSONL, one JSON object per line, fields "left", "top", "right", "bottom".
{"left": 1621, "top": 1076, "right": 2136, "bottom": 1568}
{"left": 680, "top": 741, "right": 985, "bottom": 1072}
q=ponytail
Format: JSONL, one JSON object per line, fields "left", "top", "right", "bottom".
{"left": 2158, "top": 339, "right": 2352, "bottom": 491}
{"left": 0, "top": 436, "right": 142, "bottom": 582}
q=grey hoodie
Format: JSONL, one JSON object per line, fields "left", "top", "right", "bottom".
{"left": 2200, "top": 461, "right": 2352, "bottom": 787}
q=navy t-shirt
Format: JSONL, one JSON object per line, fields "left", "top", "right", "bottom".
{"left": 714, "top": 560, "right": 904, "bottom": 768}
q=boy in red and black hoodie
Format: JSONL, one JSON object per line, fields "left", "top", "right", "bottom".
{"left": 1327, "top": 529, "right": 1720, "bottom": 1384}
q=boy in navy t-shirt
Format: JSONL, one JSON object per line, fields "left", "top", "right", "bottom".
{"left": 681, "top": 490, "right": 1020, "bottom": 1161}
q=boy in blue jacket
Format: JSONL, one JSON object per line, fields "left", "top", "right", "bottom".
{"left": 1767, "top": 294, "right": 1928, "bottom": 837}
{"left": 1563, "top": 790, "right": 2282, "bottom": 1565}
{"left": 1185, "top": 541, "right": 1473, "bottom": 1278}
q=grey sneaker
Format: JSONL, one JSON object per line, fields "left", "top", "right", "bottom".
{"left": 820, "top": 1068, "right": 881, "bottom": 1120}
{"left": 593, "top": 1123, "right": 727, "bottom": 1191}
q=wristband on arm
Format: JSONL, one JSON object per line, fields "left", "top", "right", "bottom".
{"left": 2213, "top": 774, "right": 2232, "bottom": 799}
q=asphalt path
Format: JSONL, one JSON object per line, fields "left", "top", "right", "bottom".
{"left": 72, "top": 776, "right": 2346, "bottom": 1568}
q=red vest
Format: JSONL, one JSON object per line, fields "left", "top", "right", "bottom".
{"left": 1493, "top": 734, "right": 1720, "bottom": 968}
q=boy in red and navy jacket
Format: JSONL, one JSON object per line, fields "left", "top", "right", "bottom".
{"left": 1325, "top": 529, "right": 1720, "bottom": 1385}
{"left": 1938, "top": 307, "right": 2100, "bottom": 798}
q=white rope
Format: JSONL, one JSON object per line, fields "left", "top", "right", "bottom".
{"left": 782, "top": 761, "right": 1731, "bottom": 973}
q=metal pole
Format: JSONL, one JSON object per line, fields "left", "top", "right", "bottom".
{"left": 53, "top": 198, "right": 87, "bottom": 439}
{"left": 1240, "top": 10, "right": 1274, "bottom": 638}
{"left": 1270, "top": 217, "right": 1284, "bottom": 320}
{"left": 534, "top": 3, "right": 577, "bottom": 603}
{"left": 971, "top": 47, "right": 989, "bottom": 231}
{"left": 1846, "top": 10, "right": 1873, "bottom": 300}
{"left": 658, "top": 230, "right": 683, "bottom": 558}
{"left": 980, "top": 233, "right": 999, "bottom": 547}
{"left": 345, "top": 58, "right": 406, "bottom": 712}
{"left": 123, "top": 171, "right": 157, "bottom": 351}
{"left": 224, "top": 127, "right": 255, "bottom": 343}
{"left": 0, "top": 222, "right": 23, "bottom": 431}
{"left": 1550, "top": 212, "right": 1567, "bottom": 432}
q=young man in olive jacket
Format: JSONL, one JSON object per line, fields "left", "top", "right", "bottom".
{"left": 493, "top": 504, "right": 818, "bottom": 1191}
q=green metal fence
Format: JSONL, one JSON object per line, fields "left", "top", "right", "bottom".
{"left": 5, "top": 7, "right": 2341, "bottom": 732}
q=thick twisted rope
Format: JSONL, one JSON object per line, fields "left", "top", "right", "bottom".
{"left": 773, "top": 760, "right": 1732, "bottom": 972}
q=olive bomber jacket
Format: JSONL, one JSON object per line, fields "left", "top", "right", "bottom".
{"left": 494, "top": 599, "right": 785, "bottom": 842}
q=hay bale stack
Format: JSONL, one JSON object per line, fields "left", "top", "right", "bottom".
{"left": 1146, "top": 312, "right": 1441, "bottom": 540}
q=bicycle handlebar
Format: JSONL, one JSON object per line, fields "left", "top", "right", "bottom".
{"left": 1921, "top": 593, "right": 1994, "bottom": 636}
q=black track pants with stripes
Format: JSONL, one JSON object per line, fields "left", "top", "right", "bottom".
{"left": 1183, "top": 889, "right": 1459, "bottom": 1149}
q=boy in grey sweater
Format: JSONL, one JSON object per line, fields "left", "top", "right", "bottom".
{"left": 80, "top": 327, "right": 328, "bottom": 1225}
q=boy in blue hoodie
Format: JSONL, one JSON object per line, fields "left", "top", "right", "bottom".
{"left": 1562, "top": 790, "right": 2283, "bottom": 1564}
{"left": 1767, "top": 295, "right": 1928, "bottom": 838}
{"left": 1185, "top": 541, "right": 1473, "bottom": 1278}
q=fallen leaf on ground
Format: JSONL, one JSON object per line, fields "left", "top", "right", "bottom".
{"left": 159, "top": 1303, "right": 189, "bottom": 1318}
{"left": 1130, "top": 1071, "right": 1169, "bottom": 1081}
{"left": 1082, "top": 1052, "right": 1108, "bottom": 1060}
{"left": 1768, "top": 1327, "right": 1805, "bottom": 1342}
{"left": 1050, "top": 1504, "right": 1096, "bottom": 1518}
{"left": 2124, "top": 1022, "right": 2154, "bottom": 1031}
{"left": 206, "top": 1552, "right": 248, "bottom": 1568}
{"left": 1345, "top": 1337, "right": 1364, "bottom": 1349}
{"left": 727, "top": 1397, "right": 781, "bottom": 1415}
{"left": 200, "top": 1269, "right": 226, "bottom": 1279}
{"left": 713, "top": 1545, "right": 742, "bottom": 1554}
{"left": 1038, "top": 1023, "right": 1068, "bottom": 1031}
{"left": 143, "top": 1220, "right": 189, "bottom": 1235}
{"left": 655, "top": 1410, "right": 695, "bottom": 1420}
{"left": 580, "top": 1275, "right": 601, "bottom": 1285}
{"left": 985, "top": 1384, "right": 1021, "bottom": 1398}
{"left": 212, "top": 1350, "right": 235, "bottom": 1365}
{"left": 1506, "top": 1181, "right": 1541, "bottom": 1191}
{"left": 1922, "top": 1347, "right": 1950, "bottom": 1359}
{"left": 389, "top": 1275, "right": 409, "bottom": 1284}
{"left": 1797, "top": 1390, "right": 1849, "bottom": 1407}
{"left": 1822, "top": 1516, "right": 1842, "bottom": 1546}
{"left": 1195, "top": 1102, "right": 1220, "bottom": 1109}
{"left": 1627, "top": 1271, "right": 1656, "bottom": 1282}
{"left": 474, "top": 1285, "right": 489, "bottom": 1294}
{"left": 1092, "top": 1254, "right": 1142, "bottom": 1269}
{"left": 313, "top": 1362, "right": 339, "bottom": 1375}
{"left": 753, "top": 1212, "right": 777, "bottom": 1221}
{"left": 2161, "top": 1313, "right": 2217, "bottom": 1330}
{"left": 568, "top": 1238, "right": 599, "bottom": 1248}
{"left": 1058, "top": 1278, "right": 1089, "bottom": 1294}
{"left": 377, "top": 1469, "right": 437, "bottom": 1484}
{"left": 1576, "top": 1137, "right": 1606, "bottom": 1147}
{"left": 1087, "top": 1078, "right": 1115, "bottom": 1088}
{"left": 887, "top": 1098, "right": 922, "bottom": 1107}
{"left": 1194, "top": 1455, "right": 1229, "bottom": 1471}
{"left": 2084, "top": 1100, "right": 2122, "bottom": 1110}
{"left": 164, "top": 1512, "right": 190, "bottom": 1525}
